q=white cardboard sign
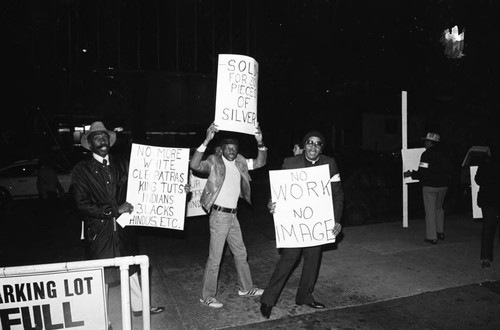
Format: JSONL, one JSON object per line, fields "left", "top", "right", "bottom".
{"left": 186, "top": 171, "right": 208, "bottom": 217}
{"left": 214, "top": 54, "right": 259, "bottom": 135}
{"left": 402, "top": 148, "right": 426, "bottom": 183}
{"left": 117, "top": 143, "right": 190, "bottom": 230}
{"left": 470, "top": 166, "right": 482, "bottom": 219}
{"left": 269, "top": 164, "right": 336, "bottom": 248}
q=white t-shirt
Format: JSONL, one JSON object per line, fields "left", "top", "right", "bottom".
{"left": 215, "top": 156, "right": 241, "bottom": 208}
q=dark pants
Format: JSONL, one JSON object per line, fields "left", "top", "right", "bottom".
{"left": 261, "top": 245, "right": 322, "bottom": 306}
{"left": 480, "top": 206, "right": 500, "bottom": 261}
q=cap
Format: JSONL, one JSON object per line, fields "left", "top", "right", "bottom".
{"left": 421, "top": 132, "right": 440, "bottom": 142}
{"left": 302, "top": 130, "right": 326, "bottom": 146}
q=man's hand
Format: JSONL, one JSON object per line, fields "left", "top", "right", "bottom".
{"left": 331, "top": 223, "right": 342, "bottom": 237}
{"left": 255, "top": 124, "right": 263, "bottom": 144}
{"left": 184, "top": 183, "right": 191, "bottom": 193}
{"left": 204, "top": 123, "right": 218, "bottom": 146}
{"left": 267, "top": 201, "right": 276, "bottom": 214}
{"left": 118, "top": 202, "right": 134, "bottom": 214}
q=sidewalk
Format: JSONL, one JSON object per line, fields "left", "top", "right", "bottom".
{"left": 108, "top": 212, "right": 500, "bottom": 329}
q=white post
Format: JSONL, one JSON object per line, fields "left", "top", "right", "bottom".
{"left": 120, "top": 264, "right": 132, "bottom": 330}
{"left": 141, "top": 263, "right": 151, "bottom": 330}
{"left": 402, "top": 91, "right": 408, "bottom": 228}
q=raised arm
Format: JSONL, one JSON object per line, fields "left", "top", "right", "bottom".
{"left": 252, "top": 124, "right": 267, "bottom": 169}
{"left": 190, "top": 123, "right": 218, "bottom": 173}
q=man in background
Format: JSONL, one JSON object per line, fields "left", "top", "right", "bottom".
{"left": 404, "top": 132, "right": 452, "bottom": 244}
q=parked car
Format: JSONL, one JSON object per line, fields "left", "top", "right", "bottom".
{"left": 0, "top": 159, "right": 72, "bottom": 199}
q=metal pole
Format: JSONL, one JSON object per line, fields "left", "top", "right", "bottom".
{"left": 141, "top": 263, "right": 151, "bottom": 329}
{"left": 402, "top": 91, "right": 408, "bottom": 228}
{"left": 120, "top": 265, "right": 132, "bottom": 330}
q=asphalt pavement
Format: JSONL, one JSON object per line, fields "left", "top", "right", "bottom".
{"left": 2, "top": 198, "right": 500, "bottom": 329}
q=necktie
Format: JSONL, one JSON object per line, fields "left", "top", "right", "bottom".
{"left": 102, "top": 159, "right": 112, "bottom": 183}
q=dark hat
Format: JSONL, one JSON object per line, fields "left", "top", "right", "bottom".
{"left": 81, "top": 121, "right": 116, "bottom": 150}
{"left": 302, "top": 130, "right": 326, "bottom": 146}
{"left": 218, "top": 138, "right": 239, "bottom": 147}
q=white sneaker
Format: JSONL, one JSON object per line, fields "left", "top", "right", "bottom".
{"left": 200, "top": 297, "right": 223, "bottom": 308}
{"left": 238, "top": 288, "right": 264, "bottom": 297}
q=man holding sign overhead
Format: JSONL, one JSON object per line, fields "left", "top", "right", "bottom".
{"left": 260, "top": 130, "right": 343, "bottom": 319}
{"left": 190, "top": 122, "right": 267, "bottom": 309}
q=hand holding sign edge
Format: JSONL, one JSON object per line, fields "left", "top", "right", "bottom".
{"left": 204, "top": 122, "right": 219, "bottom": 146}
{"left": 254, "top": 122, "right": 263, "bottom": 144}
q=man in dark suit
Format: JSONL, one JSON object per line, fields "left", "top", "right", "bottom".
{"left": 260, "top": 130, "right": 344, "bottom": 319}
{"left": 72, "top": 121, "right": 164, "bottom": 329}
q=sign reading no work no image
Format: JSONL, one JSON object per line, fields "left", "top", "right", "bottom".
{"left": 269, "top": 165, "right": 337, "bottom": 248}
{"left": 0, "top": 269, "right": 107, "bottom": 330}
{"left": 214, "top": 54, "right": 258, "bottom": 135}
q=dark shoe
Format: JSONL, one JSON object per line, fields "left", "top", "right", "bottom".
{"left": 481, "top": 259, "right": 491, "bottom": 268}
{"left": 133, "top": 306, "right": 165, "bottom": 317}
{"left": 437, "top": 233, "right": 445, "bottom": 240}
{"left": 298, "top": 301, "right": 325, "bottom": 309}
{"left": 260, "top": 303, "right": 273, "bottom": 319}
{"left": 424, "top": 239, "right": 437, "bottom": 245}
{"left": 108, "top": 324, "right": 113, "bottom": 330}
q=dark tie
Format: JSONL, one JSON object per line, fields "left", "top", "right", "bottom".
{"left": 102, "top": 159, "right": 112, "bottom": 182}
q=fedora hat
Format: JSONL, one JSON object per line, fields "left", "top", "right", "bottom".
{"left": 81, "top": 121, "right": 116, "bottom": 150}
{"left": 421, "top": 132, "right": 440, "bottom": 142}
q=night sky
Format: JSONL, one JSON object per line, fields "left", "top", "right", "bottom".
{"left": 2, "top": 0, "right": 500, "bottom": 163}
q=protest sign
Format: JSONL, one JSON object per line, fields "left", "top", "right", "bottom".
{"left": 214, "top": 54, "right": 258, "bottom": 135}
{"left": 117, "top": 143, "right": 190, "bottom": 230}
{"left": 402, "top": 148, "right": 425, "bottom": 183}
{"left": 470, "top": 166, "right": 482, "bottom": 219}
{"left": 269, "top": 164, "right": 336, "bottom": 248}
{"left": 0, "top": 268, "right": 107, "bottom": 330}
{"left": 186, "top": 170, "right": 208, "bottom": 217}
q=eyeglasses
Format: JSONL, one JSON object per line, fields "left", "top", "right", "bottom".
{"left": 305, "top": 140, "right": 323, "bottom": 148}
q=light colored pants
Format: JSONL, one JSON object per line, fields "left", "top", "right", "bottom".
{"left": 129, "top": 272, "right": 143, "bottom": 312}
{"left": 106, "top": 272, "right": 143, "bottom": 321}
{"left": 422, "top": 186, "right": 448, "bottom": 240}
{"left": 202, "top": 209, "right": 253, "bottom": 300}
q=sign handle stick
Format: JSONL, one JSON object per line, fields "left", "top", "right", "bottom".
{"left": 402, "top": 91, "right": 408, "bottom": 228}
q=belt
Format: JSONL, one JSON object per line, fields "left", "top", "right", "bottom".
{"left": 212, "top": 204, "right": 238, "bottom": 214}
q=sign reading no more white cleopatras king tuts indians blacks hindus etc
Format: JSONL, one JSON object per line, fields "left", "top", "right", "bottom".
{"left": 0, "top": 268, "right": 107, "bottom": 330}
{"left": 117, "top": 143, "right": 190, "bottom": 230}
{"left": 269, "top": 164, "right": 337, "bottom": 248}
{"left": 214, "top": 54, "right": 259, "bottom": 135}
